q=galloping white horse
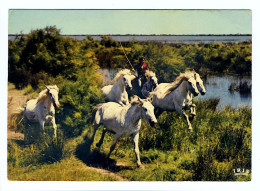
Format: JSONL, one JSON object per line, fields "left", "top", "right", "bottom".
{"left": 188, "top": 71, "right": 206, "bottom": 116}
{"left": 24, "top": 85, "right": 60, "bottom": 137}
{"left": 101, "top": 69, "right": 136, "bottom": 105}
{"left": 141, "top": 71, "right": 158, "bottom": 98}
{"left": 194, "top": 71, "right": 206, "bottom": 96}
{"left": 150, "top": 71, "right": 199, "bottom": 132}
{"left": 90, "top": 96, "right": 157, "bottom": 168}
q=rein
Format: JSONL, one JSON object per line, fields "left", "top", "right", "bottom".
{"left": 118, "top": 37, "right": 137, "bottom": 77}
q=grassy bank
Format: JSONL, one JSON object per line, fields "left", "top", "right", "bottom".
{"left": 8, "top": 99, "right": 251, "bottom": 181}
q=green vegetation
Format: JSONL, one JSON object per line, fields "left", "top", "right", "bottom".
{"left": 8, "top": 26, "right": 251, "bottom": 181}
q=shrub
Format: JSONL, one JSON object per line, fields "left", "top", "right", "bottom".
{"left": 56, "top": 68, "right": 105, "bottom": 138}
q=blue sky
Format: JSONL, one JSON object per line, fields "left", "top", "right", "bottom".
{"left": 8, "top": 9, "right": 252, "bottom": 35}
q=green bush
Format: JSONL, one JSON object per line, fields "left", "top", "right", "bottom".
{"left": 56, "top": 68, "right": 105, "bottom": 138}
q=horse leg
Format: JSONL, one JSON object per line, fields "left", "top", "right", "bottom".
{"left": 138, "top": 77, "right": 142, "bottom": 87}
{"left": 51, "top": 117, "right": 57, "bottom": 138}
{"left": 39, "top": 120, "right": 45, "bottom": 135}
{"left": 96, "top": 128, "right": 107, "bottom": 148}
{"left": 189, "top": 104, "right": 196, "bottom": 121}
{"left": 107, "top": 134, "right": 120, "bottom": 158}
{"left": 190, "top": 103, "right": 196, "bottom": 115}
{"left": 177, "top": 107, "right": 193, "bottom": 132}
{"left": 89, "top": 124, "right": 99, "bottom": 146}
{"left": 132, "top": 132, "right": 144, "bottom": 169}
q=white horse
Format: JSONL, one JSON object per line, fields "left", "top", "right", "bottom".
{"left": 101, "top": 69, "right": 136, "bottom": 105}
{"left": 90, "top": 96, "right": 157, "bottom": 168}
{"left": 141, "top": 71, "right": 158, "bottom": 98}
{"left": 24, "top": 85, "right": 60, "bottom": 137}
{"left": 194, "top": 71, "right": 206, "bottom": 96}
{"left": 188, "top": 71, "right": 206, "bottom": 117}
{"left": 150, "top": 71, "right": 199, "bottom": 132}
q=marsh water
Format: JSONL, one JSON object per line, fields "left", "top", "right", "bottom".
{"left": 195, "top": 75, "right": 252, "bottom": 110}
{"left": 67, "top": 35, "right": 252, "bottom": 44}
{"left": 8, "top": 35, "right": 252, "bottom": 44}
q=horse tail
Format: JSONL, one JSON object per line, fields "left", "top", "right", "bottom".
{"left": 91, "top": 103, "right": 104, "bottom": 124}
{"left": 9, "top": 107, "right": 25, "bottom": 133}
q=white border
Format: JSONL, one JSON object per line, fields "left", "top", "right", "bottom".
{"left": 1, "top": 0, "right": 259, "bottom": 191}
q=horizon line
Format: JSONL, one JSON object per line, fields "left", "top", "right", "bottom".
{"left": 8, "top": 33, "right": 252, "bottom": 36}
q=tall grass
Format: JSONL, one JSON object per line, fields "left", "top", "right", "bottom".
{"left": 8, "top": 99, "right": 251, "bottom": 181}
{"left": 116, "top": 98, "right": 251, "bottom": 181}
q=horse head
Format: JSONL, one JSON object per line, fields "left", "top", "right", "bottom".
{"left": 123, "top": 73, "right": 136, "bottom": 90}
{"left": 46, "top": 85, "right": 60, "bottom": 108}
{"left": 131, "top": 96, "right": 157, "bottom": 126}
{"left": 187, "top": 76, "right": 199, "bottom": 96}
{"left": 194, "top": 72, "right": 206, "bottom": 95}
{"left": 150, "top": 75, "right": 158, "bottom": 90}
{"left": 148, "top": 71, "right": 158, "bottom": 89}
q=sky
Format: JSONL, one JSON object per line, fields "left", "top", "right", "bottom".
{"left": 8, "top": 9, "right": 252, "bottom": 35}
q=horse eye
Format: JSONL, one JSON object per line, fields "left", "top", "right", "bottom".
{"left": 144, "top": 108, "right": 147, "bottom": 111}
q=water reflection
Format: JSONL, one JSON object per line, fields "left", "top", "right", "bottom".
{"left": 195, "top": 75, "right": 252, "bottom": 110}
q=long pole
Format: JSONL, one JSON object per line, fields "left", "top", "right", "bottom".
{"left": 118, "top": 38, "right": 135, "bottom": 71}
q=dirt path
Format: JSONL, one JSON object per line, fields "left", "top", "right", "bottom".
{"left": 7, "top": 83, "right": 27, "bottom": 140}
{"left": 85, "top": 164, "right": 128, "bottom": 181}
{"left": 86, "top": 161, "right": 130, "bottom": 181}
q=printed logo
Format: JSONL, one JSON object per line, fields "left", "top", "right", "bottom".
{"left": 233, "top": 168, "right": 250, "bottom": 176}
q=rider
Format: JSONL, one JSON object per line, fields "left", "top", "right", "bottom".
{"left": 132, "top": 56, "right": 149, "bottom": 88}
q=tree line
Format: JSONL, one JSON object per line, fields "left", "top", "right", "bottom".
{"left": 9, "top": 26, "right": 251, "bottom": 89}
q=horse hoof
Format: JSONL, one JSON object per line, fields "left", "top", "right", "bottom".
{"left": 138, "top": 164, "right": 145, "bottom": 169}
{"left": 189, "top": 116, "right": 194, "bottom": 121}
{"left": 188, "top": 128, "right": 193, "bottom": 133}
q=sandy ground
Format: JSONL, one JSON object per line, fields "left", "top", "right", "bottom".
{"left": 7, "top": 84, "right": 27, "bottom": 140}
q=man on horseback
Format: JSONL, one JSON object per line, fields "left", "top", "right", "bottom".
{"left": 132, "top": 56, "right": 149, "bottom": 88}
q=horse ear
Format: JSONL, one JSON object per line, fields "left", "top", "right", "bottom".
{"left": 45, "top": 85, "right": 50, "bottom": 92}
{"left": 147, "top": 97, "right": 153, "bottom": 103}
{"left": 54, "top": 84, "right": 59, "bottom": 92}
{"left": 130, "top": 75, "right": 136, "bottom": 80}
{"left": 138, "top": 97, "right": 144, "bottom": 105}
{"left": 194, "top": 73, "right": 197, "bottom": 80}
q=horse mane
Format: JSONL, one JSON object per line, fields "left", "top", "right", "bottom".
{"left": 164, "top": 71, "right": 194, "bottom": 95}
{"left": 37, "top": 85, "right": 59, "bottom": 104}
{"left": 113, "top": 69, "right": 132, "bottom": 82}
{"left": 130, "top": 95, "right": 142, "bottom": 105}
{"left": 145, "top": 70, "right": 156, "bottom": 78}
